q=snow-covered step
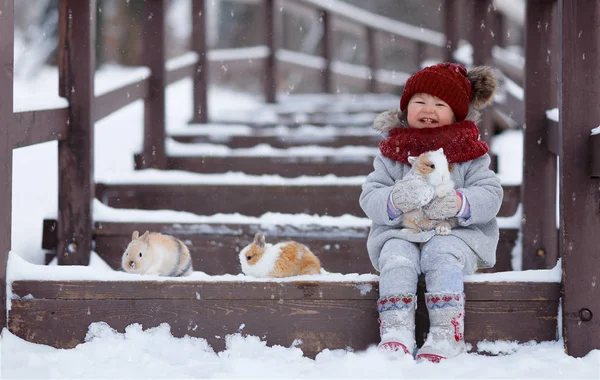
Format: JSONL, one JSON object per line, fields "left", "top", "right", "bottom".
{"left": 169, "top": 124, "right": 383, "bottom": 148}
{"left": 136, "top": 140, "right": 378, "bottom": 177}
{"left": 42, "top": 219, "right": 519, "bottom": 274}
{"left": 10, "top": 264, "right": 559, "bottom": 357}
{"left": 94, "top": 172, "right": 521, "bottom": 218}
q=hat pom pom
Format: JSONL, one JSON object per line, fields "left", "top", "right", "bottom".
{"left": 467, "top": 66, "right": 498, "bottom": 110}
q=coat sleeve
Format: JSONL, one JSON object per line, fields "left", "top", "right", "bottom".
{"left": 359, "top": 154, "right": 404, "bottom": 226}
{"left": 456, "top": 154, "right": 503, "bottom": 227}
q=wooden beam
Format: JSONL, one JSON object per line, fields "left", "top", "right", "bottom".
{"left": 592, "top": 133, "right": 600, "bottom": 178}
{"left": 141, "top": 0, "right": 167, "bottom": 169}
{"left": 12, "top": 108, "right": 69, "bottom": 148}
{"left": 57, "top": 0, "right": 96, "bottom": 265}
{"left": 161, "top": 156, "right": 375, "bottom": 177}
{"left": 471, "top": 0, "right": 494, "bottom": 145}
{"left": 94, "top": 78, "right": 150, "bottom": 121}
{"left": 94, "top": 184, "right": 520, "bottom": 218}
{"left": 8, "top": 281, "right": 559, "bottom": 357}
{"left": 320, "top": 10, "right": 333, "bottom": 93}
{"left": 190, "top": 0, "right": 209, "bottom": 122}
{"left": 558, "top": 0, "right": 600, "bottom": 358}
{"left": 170, "top": 134, "right": 382, "bottom": 148}
{"left": 0, "top": 0, "right": 14, "bottom": 330}
{"left": 443, "top": 0, "right": 460, "bottom": 62}
{"left": 263, "top": 0, "right": 277, "bottom": 103}
{"left": 522, "top": 0, "right": 558, "bottom": 270}
{"left": 42, "top": 220, "right": 520, "bottom": 274}
{"left": 366, "top": 27, "right": 378, "bottom": 93}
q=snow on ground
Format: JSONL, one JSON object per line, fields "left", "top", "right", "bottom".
{"left": 4, "top": 65, "right": 598, "bottom": 379}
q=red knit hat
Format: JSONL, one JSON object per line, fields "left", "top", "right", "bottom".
{"left": 400, "top": 63, "right": 473, "bottom": 121}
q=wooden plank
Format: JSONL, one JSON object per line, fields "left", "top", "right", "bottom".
{"left": 558, "top": 0, "right": 600, "bottom": 358}
{"left": 94, "top": 77, "right": 150, "bottom": 121}
{"left": 42, "top": 220, "right": 520, "bottom": 274}
{"left": 12, "top": 108, "right": 69, "bottom": 148}
{"left": 264, "top": 0, "right": 277, "bottom": 103}
{"left": 190, "top": 0, "right": 208, "bottom": 123}
{"left": 8, "top": 296, "right": 558, "bottom": 356}
{"left": 0, "top": 0, "right": 15, "bottom": 330}
{"left": 522, "top": 0, "right": 558, "bottom": 270}
{"left": 170, "top": 134, "right": 382, "bottom": 148}
{"left": 592, "top": 133, "right": 600, "bottom": 178}
{"left": 9, "top": 298, "right": 379, "bottom": 357}
{"left": 11, "top": 280, "right": 560, "bottom": 302}
{"left": 163, "top": 156, "right": 375, "bottom": 177}
{"left": 443, "top": 0, "right": 459, "bottom": 63}
{"left": 140, "top": 0, "right": 167, "bottom": 169}
{"left": 95, "top": 183, "right": 521, "bottom": 218}
{"left": 321, "top": 10, "right": 332, "bottom": 93}
{"left": 165, "top": 61, "right": 194, "bottom": 85}
{"left": 57, "top": 0, "right": 96, "bottom": 265}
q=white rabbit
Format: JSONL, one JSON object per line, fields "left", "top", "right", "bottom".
{"left": 122, "top": 231, "right": 193, "bottom": 276}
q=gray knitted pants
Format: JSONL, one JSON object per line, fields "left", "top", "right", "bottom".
{"left": 378, "top": 235, "right": 478, "bottom": 296}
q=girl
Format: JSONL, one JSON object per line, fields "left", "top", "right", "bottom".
{"left": 359, "top": 63, "right": 503, "bottom": 362}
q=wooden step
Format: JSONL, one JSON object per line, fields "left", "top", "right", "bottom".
{"left": 9, "top": 279, "right": 559, "bottom": 358}
{"left": 170, "top": 134, "right": 382, "bottom": 149}
{"left": 95, "top": 183, "right": 520, "bottom": 218}
{"left": 137, "top": 155, "right": 375, "bottom": 177}
{"left": 42, "top": 220, "right": 518, "bottom": 273}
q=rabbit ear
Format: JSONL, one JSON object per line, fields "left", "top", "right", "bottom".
{"left": 140, "top": 231, "right": 150, "bottom": 244}
{"left": 408, "top": 156, "right": 417, "bottom": 165}
{"left": 253, "top": 233, "right": 265, "bottom": 248}
{"left": 132, "top": 231, "right": 139, "bottom": 241}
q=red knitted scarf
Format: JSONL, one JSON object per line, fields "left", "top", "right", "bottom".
{"left": 379, "top": 120, "right": 489, "bottom": 165}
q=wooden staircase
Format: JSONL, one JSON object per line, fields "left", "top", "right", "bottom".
{"left": 28, "top": 95, "right": 558, "bottom": 357}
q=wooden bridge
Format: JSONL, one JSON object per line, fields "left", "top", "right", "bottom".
{"left": 1, "top": 0, "right": 599, "bottom": 359}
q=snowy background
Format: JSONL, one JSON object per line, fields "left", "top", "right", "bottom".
{"left": 2, "top": 1, "right": 600, "bottom": 379}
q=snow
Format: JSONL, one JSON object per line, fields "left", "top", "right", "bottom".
{"left": 3, "top": 323, "right": 598, "bottom": 380}
{"left": 5, "top": 14, "right": 599, "bottom": 377}
{"left": 547, "top": 108, "right": 559, "bottom": 122}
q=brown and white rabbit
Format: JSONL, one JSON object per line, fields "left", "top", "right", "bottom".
{"left": 401, "top": 148, "right": 458, "bottom": 235}
{"left": 239, "top": 233, "right": 321, "bottom": 278}
{"left": 122, "top": 231, "right": 193, "bottom": 276}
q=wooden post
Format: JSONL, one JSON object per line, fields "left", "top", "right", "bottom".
{"left": 140, "top": 0, "right": 167, "bottom": 169}
{"left": 414, "top": 41, "right": 425, "bottom": 69}
{"left": 522, "top": 0, "right": 557, "bottom": 270}
{"left": 558, "top": 0, "right": 600, "bottom": 358}
{"left": 471, "top": 0, "right": 494, "bottom": 146}
{"left": 190, "top": 0, "right": 208, "bottom": 123}
{"left": 443, "top": 0, "right": 459, "bottom": 63}
{"left": 263, "top": 0, "right": 277, "bottom": 103}
{"left": 321, "top": 10, "right": 332, "bottom": 94}
{"left": 57, "top": 0, "right": 95, "bottom": 266}
{"left": 493, "top": 8, "right": 505, "bottom": 48}
{"left": 0, "top": 0, "right": 14, "bottom": 328}
{"left": 366, "top": 27, "right": 378, "bottom": 93}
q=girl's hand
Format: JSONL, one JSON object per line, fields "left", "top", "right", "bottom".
{"left": 423, "top": 193, "right": 460, "bottom": 220}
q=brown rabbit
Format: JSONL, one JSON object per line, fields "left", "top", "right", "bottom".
{"left": 239, "top": 233, "right": 321, "bottom": 278}
{"left": 122, "top": 231, "right": 193, "bottom": 276}
{"left": 401, "top": 148, "right": 458, "bottom": 235}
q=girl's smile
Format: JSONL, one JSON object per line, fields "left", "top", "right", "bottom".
{"left": 407, "top": 93, "right": 455, "bottom": 128}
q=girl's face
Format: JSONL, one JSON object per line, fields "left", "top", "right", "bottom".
{"left": 406, "top": 93, "right": 455, "bottom": 129}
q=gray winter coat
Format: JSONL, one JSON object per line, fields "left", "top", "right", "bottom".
{"left": 359, "top": 111, "right": 503, "bottom": 271}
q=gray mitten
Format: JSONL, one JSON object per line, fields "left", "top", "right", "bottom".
{"left": 423, "top": 193, "right": 459, "bottom": 220}
{"left": 391, "top": 176, "right": 435, "bottom": 213}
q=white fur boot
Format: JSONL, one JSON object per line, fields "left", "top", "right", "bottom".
{"left": 377, "top": 293, "right": 416, "bottom": 358}
{"left": 416, "top": 292, "right": 466, "bottom": 362}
